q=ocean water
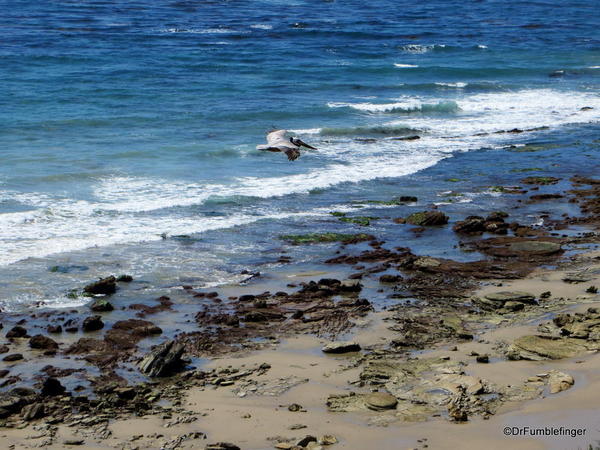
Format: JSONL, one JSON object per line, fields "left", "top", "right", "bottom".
{"left": 1, "top": 0, "right": 599, "bottom": 310}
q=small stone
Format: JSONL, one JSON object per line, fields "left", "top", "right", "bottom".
{"left": 289, "top": 423, "right": 307, "bottom": 430}
{"left": 205, "top": 443, "right": 241, "bottom": 450}
{"left": 29, "top": 335, "right": 59, "bottom": 350}
{"left": 82, "top": 315, "right": 104, "bottom": 332}
{"left": 484, "top": 291, "right": 536, "bottom": 304}
{"left": 90, "top": 299, "right": 114, "bottom": 312}
{"left": 322, "top": 341, "right": 361, "bottom": 354}
{"left": 21, "top": 403, "right": 45, "bottom": 421}
{"left": 548, "top": 370, "right": 574, "bottom": 394}
{"left": 476, "top": 354, "right": 489, "bottom": 363}
{"left": 274, "top": 444, "right": 294, "bottom": 450}
{"left": 6, "top": 326, "right": 27, "bottom": 338}
{"left": 84, "top": 276, "right": 117, "bottom": 295}
{"left": 319, "top": 435, "right": 338, "bottom": 445}
{"left": 288, "top": 403, "right": 304, "bottom": 412}
{"left": 41, "top": 377, "right": 66, "bottom": 397}
{"left": 365, "top": 392, "right": 398, "bottom": 410}
{"left": 64, "top": 439, "right": 85, "bottom": 445}
{"left": 296, "top": 436, "right": 318, "bottom": 447}
{"left": 3, "top": 353, "right": 23, "bottom": 362}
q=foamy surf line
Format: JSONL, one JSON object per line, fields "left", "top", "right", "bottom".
{"left": 0, "top": 153, "right": 442, "bottom": 266}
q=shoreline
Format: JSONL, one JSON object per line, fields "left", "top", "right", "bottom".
{"left": 1, "top": 173, "right": 599, "bottom": 449}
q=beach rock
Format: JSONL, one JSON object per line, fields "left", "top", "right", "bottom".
{"left": 90, "top": 299, "right": 114, "bottom": 312}
{"left": 365, "top": 392, "right": 398, "bottom": 410}
{"left": 322, "top": 341, "right": 361, "bottom": 354}
{"left": 339, "top": 279, "right": 362, "bottom": 292}
{"left": 548, "top": 370, "right": 574, "bottom": 394}
{"left": 405, "top": 211, "right": 449, "bottom": 226}
{"left": 476, "top": 354, "right": 489, "bottom": 363}
{"left": 6, "top": 326, "right": 27, "bottom": 338}
{"left": 508, "top": 241, "right": 561, "bottom": 255}
{"left": 503, "top": 301, "right": 525, "bottom": 312}
{"left": 508, "top": 335, "right": 586, "bottom": 360}
{"left": 41, "top": 377, "right": 66, "bottom": 396}
{"left": 138, "top": 339, "right": 186, "bottom": 377}
{"left": 379, "top": 274, "right": 403, "bottom": 283}
{"left": 47, "top": 325, "right": 62, "bottom": 333}
{"left": 0, "top": 392, "right": 25, "bottom": 418}
{"left": 296, "top": 436, "right": 318, "bottom": 447}
{"left": 319, "top": 435, "right": 338, "bottom": 445}
{"left": 521, "top": 176, "right": 560, "bottom": 185}
{"left": 21, "top": 402, "right": 45, "bottom": 421}
{"left": 84, "top": 276, "right": 117, "bottom": 295}
{"left": 116, "top": 274, "right": 133, "bottom": 282}
{"left": 448, "top": 386, "right": 469, "bottom": 422}
{"left": 484, "top": 291, "right": 536, "bottom": 304}
{"left": 453, "top": 216, "right": 486, "bottom": 234}
{"left": 29, "top": 334, "right": 59, "bottom": 351}
{"left": 3, "top": 353, "right": 23, "bottom": 362}
{"left": 205, "top": 443, "right": 241, "bottom": 450}
{"left": 82, "top": 315, "right": 104, "bottom": 332}
{"left": 0, "top": 345, "right": 8, "bottom": 354}
{"left": 562, "top": 272, "right": 593, "bottom": 283}
{"left": 64, "top": 439, "right": 85, "bottom": 446}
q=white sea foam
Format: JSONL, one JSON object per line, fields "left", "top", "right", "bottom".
{"left": 250, "top": 24, "right": 273, "bottom": 30}
{"left": 477, "top": 44, "right": 488, "bottom": 49}
{"left": 327, "top": 100, "right": 458, "bottom": 113}
{"left": 394, "top": 63, "right": 419, "bottom": 68}
{"left": 435, "top": 82, "right": 468, "bottom": 88}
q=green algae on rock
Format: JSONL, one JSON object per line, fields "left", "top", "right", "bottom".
{"left": 279, "top": 233, "right": 374, "bottom": 245}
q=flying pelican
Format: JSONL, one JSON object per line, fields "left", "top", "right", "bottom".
{"left": 256, "top": 129, "right": 317, "bottom": 161}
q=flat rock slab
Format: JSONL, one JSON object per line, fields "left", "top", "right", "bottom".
{"left": 508, "top": 241, "right": 562, "bottom": 255}
{"left": 484, "top": 291, "right": 536, "bottom": 304}
{"left": 509, "top": 335, "right": 587, "bottom": 360}
{"left": 562, "top": 272, "right": 593, "bottom": 283}
{"left": 322, "top": 341, "right": 361, "bottom": 354}
{"left": 365, "top": 392, "right": 398, "bottom": 410}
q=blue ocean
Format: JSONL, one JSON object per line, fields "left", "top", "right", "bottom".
{"left": 1, "top": 0, "right": 598, "bottom": 310}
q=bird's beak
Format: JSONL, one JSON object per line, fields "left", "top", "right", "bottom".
{"left": 297, "top": 139, "right": 317, "bottom": 150}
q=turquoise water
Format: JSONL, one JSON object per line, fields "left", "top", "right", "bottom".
{"left": 0, "top": 0, "right": 599, "bottom": 309}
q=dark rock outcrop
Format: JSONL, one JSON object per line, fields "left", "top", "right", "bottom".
{"left": 84, "top": 276, "right": 117, "bottom": 295}
{"left": 138, "top": 340, "right": 186, "bottom": 377}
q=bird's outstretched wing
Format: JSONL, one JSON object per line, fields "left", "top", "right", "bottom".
{"left": 266, "top": 129, "right": 287, "bottom": 145}
{"left": 283, "top": 148, "right": 300, "bottom": 161}
{"left": 295, "top": 138, "right": 317, "bottom": 150}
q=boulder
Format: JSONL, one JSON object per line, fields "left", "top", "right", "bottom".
{"left": 3, "top": 353, "right": 23, "bottom": 362}
{"left": 138, "top": 340, "right": 186, "bottom": 377}
{"left": 29, "top": 335, "right": 59, "bottom": 351}
{"left": 322, "top": 341, "right": 361, "bottom": 354}
{"left": 84, "top": 276, "right": 117, "bottom": 295}
{"left": 82, "top": 315, "right": 104, "bottom": 332}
